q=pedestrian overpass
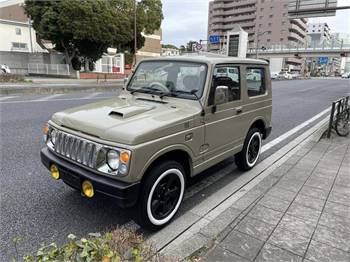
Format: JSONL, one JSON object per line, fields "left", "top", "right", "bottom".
{"left": 246, "top": 42, "right": 350, "bottom": 58}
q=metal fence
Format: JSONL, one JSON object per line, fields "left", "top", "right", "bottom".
{"left": 327, "top": 96, "right": 350, "bottom": 138}
{"left": 28, "top": 63, "right": 70, "bottom": 76}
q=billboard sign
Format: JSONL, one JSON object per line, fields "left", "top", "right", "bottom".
{"left": 288, "top": 0, "right": 337, "bottom": 19}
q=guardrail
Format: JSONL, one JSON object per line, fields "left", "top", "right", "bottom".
{"left": 327, "top": 96, "right": 350, "bottom": 138}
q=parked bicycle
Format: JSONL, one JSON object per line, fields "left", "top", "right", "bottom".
{"left": 327, "top": 96, "right": 350, "bottom": 137}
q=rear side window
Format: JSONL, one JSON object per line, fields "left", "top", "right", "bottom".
{"left": 246, "top": 68, "right": 266, "bottom": 97}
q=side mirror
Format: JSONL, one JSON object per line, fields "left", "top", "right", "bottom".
{"left": 214, "top": 86, "right": 228, "bottom": 106}
{"left": 124, "top": 77, "right": 129, "bottom": 86}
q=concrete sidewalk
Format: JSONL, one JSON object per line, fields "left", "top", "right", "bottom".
{"left": 195, "top": 134, "right": 350, "bottom": 262}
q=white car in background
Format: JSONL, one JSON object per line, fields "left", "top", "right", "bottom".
{"left": 270, "top": 72, "right": 279, "bottom": 80}
{"left": 341, "top": 72, "right": 350, "bottom": 78}
{"left": 0, "top": 64, "right": 11, "bottom": 74}
{"left": 278, "top": 71, "right": 292, "bottom": 80}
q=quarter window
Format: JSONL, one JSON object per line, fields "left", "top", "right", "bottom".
{"left": 246, "top": 68, "right": 266, "bottom": 97}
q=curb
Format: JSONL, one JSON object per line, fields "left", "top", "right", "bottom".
{"left": 0, "top": 84, "right": 124, "bottom": 96}
{"left": 148, "top": 116, "right": 329, "bottom": 260}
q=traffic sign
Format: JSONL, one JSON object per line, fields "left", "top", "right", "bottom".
{"left": 196, "top": 43, "right": 202, "bottom": 50}
{"left": 209, "top": 35, "right": 220, "bottom": 44}
{"left": 318, "top": 57, "right": 328, "bottom": 65}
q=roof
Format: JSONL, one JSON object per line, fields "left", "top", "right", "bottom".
{"left": 143, "top": 54, "right": 268, "bottom": 65}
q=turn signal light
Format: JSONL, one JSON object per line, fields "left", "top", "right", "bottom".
{"left": 43, "top": 123, "right": 49, "bottom": 135}
{"left": 120, "top": 151, "right": 130, "bottom": 163}
{"left": 50, "top": 164, "right": 60, "bottom": 180}
{"left": 82, "top": 180, "right": 94, "bottom": 198}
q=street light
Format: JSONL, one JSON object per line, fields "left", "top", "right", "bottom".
{"left": 255, "top": 30, "right": 269, "bottom": 59}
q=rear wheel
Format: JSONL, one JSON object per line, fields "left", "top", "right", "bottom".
{"left": 136, "top": 160, "right": 185, "bottom": 230}
{"left": 235, "top": 128, "right": 262, "bottom": 171}
{"left": 335, "top": 110, "right": 350, "bottom": 137}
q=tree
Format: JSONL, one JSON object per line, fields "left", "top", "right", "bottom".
{"left": 24, "top": 0, "right": 163, "bottom": 70}
{"left": 185, "top": 40, "right": 198, "bottom": 52}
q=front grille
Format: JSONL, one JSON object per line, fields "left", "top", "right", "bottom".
{"left": 54, "top": 130, "right": 100, "bottom": 168}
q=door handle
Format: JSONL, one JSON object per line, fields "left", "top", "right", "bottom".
{"left": 236, "top": 107, "right": 243, "bottom": 114}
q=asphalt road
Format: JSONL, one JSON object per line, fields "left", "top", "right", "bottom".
{"left": 1, "top": 79, "right": 349, "bottom": 259}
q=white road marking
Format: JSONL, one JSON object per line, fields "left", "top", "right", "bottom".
{"left": 84, "top": 92, "right": 101, "bottom": 99}
{"left": 261, "top": 106, "right": 330, "bottom": 153}
{"left": 0, "top": 96, "right": 16, "bottom": 101}
{"left": 32, "top": 94, "right": 64, "bottom": 101}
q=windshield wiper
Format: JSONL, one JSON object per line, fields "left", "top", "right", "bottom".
{"left": 130, "top": 86, "right": 164, "bottom": 96}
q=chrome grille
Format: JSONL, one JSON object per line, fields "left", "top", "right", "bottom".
{"left": 53, "top": 130, "right": 99, "bottom": 168}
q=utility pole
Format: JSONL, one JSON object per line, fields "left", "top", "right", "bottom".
{"left": 134, "top": 0, "right": 137, "bottom": 67}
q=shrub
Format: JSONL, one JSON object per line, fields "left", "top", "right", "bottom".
{"left": 21, "top": 228, "right": 176, "bottom": 262}
{"left": 0, "top": 73, "right": 25, "bottom": 82}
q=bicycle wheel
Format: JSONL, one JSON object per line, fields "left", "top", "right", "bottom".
{"left": 335, "top": 109, "right": 350, "bottom": 137}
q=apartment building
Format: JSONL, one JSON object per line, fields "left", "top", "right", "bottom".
{"left": 207, "top": 0, "right": 307, "bottom": 70}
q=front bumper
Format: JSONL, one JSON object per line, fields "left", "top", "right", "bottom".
{"left": 40, "top": 148, "right": 140, "bottom": 208}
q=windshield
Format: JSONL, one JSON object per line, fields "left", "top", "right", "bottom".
{"left": 127, "top": 61, "right": 207, "bottom": 99}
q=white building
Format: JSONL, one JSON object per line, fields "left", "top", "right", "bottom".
{"left": 306, "top": 23, "right": 331, "bottom": 45}
{"left": 0, "top": 0, "right": 46, "bottom": 53}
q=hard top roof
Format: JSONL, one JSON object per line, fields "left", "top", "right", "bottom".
{"left": 142, "top": 53, "right": 268, "bottom": 65}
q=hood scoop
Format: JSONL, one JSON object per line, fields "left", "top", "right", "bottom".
{"left": 109, "top": 104, "right": 154, "bottom": 118}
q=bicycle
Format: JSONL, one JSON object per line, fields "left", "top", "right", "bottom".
{"left": 327, "top": 96, "right": 350, "bottom": 138}
{"left": 335, "top": 104, "right": 349, "bottom": 137}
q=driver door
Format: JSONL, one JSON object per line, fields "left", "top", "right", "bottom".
{"left": 202, "top": 64, "right": 244, "bottom": 164}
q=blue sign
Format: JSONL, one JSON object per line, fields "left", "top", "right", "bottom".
{"left": 209, "top": 35, "right": 220, "bottom": 44}
{"left": 318, "top": 57, "right": 328, "bottom": 65}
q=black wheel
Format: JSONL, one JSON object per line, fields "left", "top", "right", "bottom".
{"left": 136, "top": 160, "right": 185, "bottom": 231}
{"left": 335, "top": 110, "right": 350, "bottom": 137}
{"left": 235, "top": 128, "right": 262, "bottom": 171}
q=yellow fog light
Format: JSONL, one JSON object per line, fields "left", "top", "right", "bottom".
{"left": 82, "top": 180, "right": 94, "bottom": 198}
{"left": 50, "top": 165, "right": 60, "bottom": 180}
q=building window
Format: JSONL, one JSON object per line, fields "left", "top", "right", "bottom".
{"left": 269, "top": 14, "right": 273, "bottom": 18}
{"left": 268, "top": 31, "right": 271, "bottom": 34}
{"left": 268, "top": 23, "right": 272, "bottom": 26}
{"left": 260, "top": 8, "right": 264, "bottom": 11}
{"left": 267, "top": 39, "right": 271, "bottom": 42}
{"left": 270, "top": 6, "right": 274, "bottom": 10}
{"left": 12, "top": 42, "right": 27, "bottom": 50}
{"left": 259, "top": 16, "right": 263, "bottom": 19}
{"left": 280, "top": 38, "right": 284, "bottom": 41}
{"left": 15, "top": 28, "right": 21, "bottom": 35}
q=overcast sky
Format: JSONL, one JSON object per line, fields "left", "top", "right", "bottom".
{"left": 162, "top": 0, "right": 350, "bottom": 47}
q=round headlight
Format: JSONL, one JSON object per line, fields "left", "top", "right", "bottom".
{"left": 50, "top": 129, "right": 56, "bottom": 145}
{"left": 107, "top": 150, "right": 120, "bottom": 170}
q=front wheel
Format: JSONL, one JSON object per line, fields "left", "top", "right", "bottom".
{"left": 136, "top": 161, "right": 185, "bottom": 231}
{"left": 335, "top": 110, "right": 350, "bottom": 137}
{"left": 235, "top": 128, "right": 262, "bottom": 171}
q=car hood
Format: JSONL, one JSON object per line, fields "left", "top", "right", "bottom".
{"left": 51, "top": 93, "right": 201, "bottom": 145}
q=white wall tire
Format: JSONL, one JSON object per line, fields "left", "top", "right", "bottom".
{"left": 136, "top": 161, "right": 186, "bottom": 230}
{"left": 146, "top": 169, "right": 185, "bottom": 226}
{"left": 235, "top": 128, "right": 262, "bottom": 171}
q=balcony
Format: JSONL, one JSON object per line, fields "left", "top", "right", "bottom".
{"left": 211, "top": 17, "right": 224, "bottom": 23}
{"left": 222, "top": 5, "right": 256, "bottom": 16}
{"left": 212, "top": 0, "right": 256, "bottom": 10}
{"left": 290, "top": 19, "right": 307, "bottom": 31}
{"left": 290, "top": 24, "right": 307, "bottom": 37}
{"left": 223, "top": 13, "right": 256, "bottom": 23}
{"left": 288, "top": 32, "right": 305, "bottom": 45}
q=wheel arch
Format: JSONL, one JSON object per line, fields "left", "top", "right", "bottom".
{"left": 247, "top": 117, "right": 268, "bottom": 139}
{"left": 140, "top": 145, "right": 193, "bottom": 185}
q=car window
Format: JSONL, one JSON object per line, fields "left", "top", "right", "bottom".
{"left": 209, "top": 65, "right": 240, "bottom": 105}
{"left": 246, "top": 68, "right": 266, "bottom": 97}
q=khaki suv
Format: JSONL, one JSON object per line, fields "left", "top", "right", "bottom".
{"left": 41, "top": 56, "right": 272, "bottom": 230}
